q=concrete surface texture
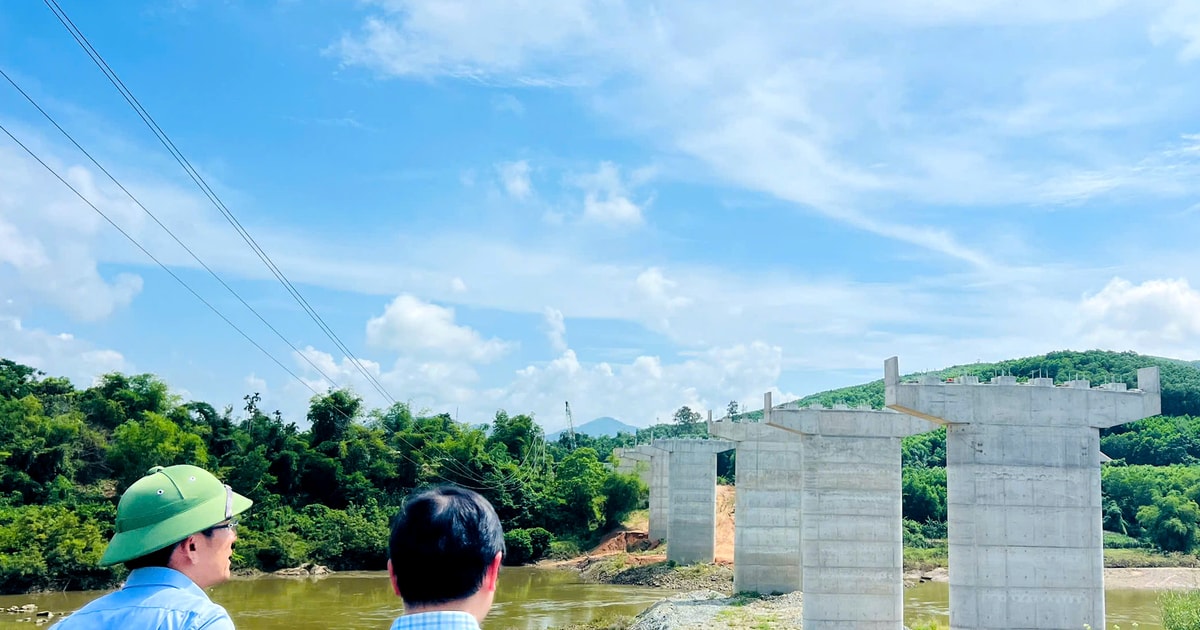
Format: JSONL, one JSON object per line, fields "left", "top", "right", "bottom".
{"left": 627, "top": 445, "right": 669, "bottom": 541}
{"left": 768, "top": 405, "right": 933, "bottom": 630}
{"left": 651, "top": 438, "right": 735, "bottom": 565}
{"left": 707, "top": 418, "right": 804, "bottom": 595}
{"left": 613, "top": 447, "right": 652, "bottom": 486}
{"left": 885, "top": 356, "right": 1162, "bottom": 630}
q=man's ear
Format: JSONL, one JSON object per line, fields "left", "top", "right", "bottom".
{"left": 482, "top": 552, "right": 502, "bottom": 593}
{"left": 387, "top": 559, "right": 402, "bottom": 597}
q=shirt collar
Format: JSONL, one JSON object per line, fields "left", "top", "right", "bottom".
{"left": 122, "top": 567, "right": 208, "bottom": 598}
{"left": 395, "top": 610, "right": 480, "bottom": 629}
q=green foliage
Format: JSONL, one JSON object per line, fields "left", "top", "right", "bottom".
{"left": 601, "top": 472, "right": 646, "bottom": 528}
{"left": 0, "top": 503, "right": 120, "bottom": 592}
{"left": 547, "top": 540, "right": 582, "bottom": 560}
{"left": 0, "top": 357, "right": 653, "bottom": 594}
{"left": 1138, "top": 493, "right": 1200, "bottom": 552}
{"left": 528, "top": 527, "right": 553, "bottom": 559}
{"left": 1104, "top": 531, "right": 1151, "bottom": 549}
{"left": 503, "top": 529, "right": 534, "bottom": 565}
{"left": 902, "top": 466, "right": 947, "bottom": 523}
{"left": 1161, "top": 590, "right": 1200, "bottom": 630}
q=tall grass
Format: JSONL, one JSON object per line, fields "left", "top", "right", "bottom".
{"left": 1161, "top": 590, "right": 1200, "bottom": 630}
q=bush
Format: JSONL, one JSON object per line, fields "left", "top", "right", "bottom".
{"left": 527, "top": 527, "right": 552, "bottom": 560}
{"left": 547, "top": 540, "right": 582, "bottom": 560}
{"left": 0, "top": 504, "right": 121, "bottom": 593}
{"left": 1104, "top": 531, "right": 1151, "bottom": 549}
{"left": 504, "top": 529, "right": 533, "bottom": 565}
{"left": 1161, "top": 590, "right": 1200, "bottom": 630}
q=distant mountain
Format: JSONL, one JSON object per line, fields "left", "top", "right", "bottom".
{"left": 547, "top": 416, "right": 639, "bottom": 441}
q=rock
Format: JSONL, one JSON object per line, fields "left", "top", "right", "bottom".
{"left": 36, "top": 611, "right": 54, "bottom": 618}
{"left": 310, "top": 564, "right": 330, "bottom": 576}
{"left": 20, "top": 604, "right": 36, "bottom": 613}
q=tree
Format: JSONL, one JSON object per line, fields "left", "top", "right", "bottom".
{"left": 1137, "top": 493, "right": 1200, "bottom": 552}
{"left": 726, "top": 400, "right": 739, "bottom": 421}
{"left": 107, "top": 413, "right": 209, "bottom": 488}
{"left": 673, "top": 405, "right": 702, "bottom": 426}
{"left": 308, "top": 389, "right": 362, "bottom": 448}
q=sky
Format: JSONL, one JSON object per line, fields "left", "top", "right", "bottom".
{"left": 2, "top": 0, "right": 1200, "bottom": 432}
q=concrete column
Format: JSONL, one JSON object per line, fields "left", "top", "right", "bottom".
{"left": 625, "top": 445, "right": 668, "bottom": 541}
{"left": 707, "top": 417, "right": 803, "bottom": 595}
{"left": 652, "top": 438, "right": 735, "bottom": 564}
{"left": 768, "top": 407, "right": 933, "bottom": 630}
{"left": 612, "top": 447, "right": 649, "bottom": 482}
{"left": 885, "top": 357, "right": 1162, "bottom": 630}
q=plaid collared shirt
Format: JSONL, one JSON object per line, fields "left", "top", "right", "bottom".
{"left": 389, "top": 610, "right": 481, "bottom": 630}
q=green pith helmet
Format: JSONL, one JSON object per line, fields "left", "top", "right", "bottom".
{"left": 99, "top": 464, "right": 253, "bottom": 567}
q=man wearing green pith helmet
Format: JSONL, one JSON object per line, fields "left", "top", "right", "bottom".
{"left": 53, "top": 464, "right": 252, "bottom": 630}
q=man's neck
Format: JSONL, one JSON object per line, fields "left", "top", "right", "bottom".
{"left": 404, "top": 600, "right": 483, "bottom": 623}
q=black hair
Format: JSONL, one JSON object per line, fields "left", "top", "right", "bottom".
{"left": 124, "top": 529, "right": 217, "bottom": 571}
{"left": 389, "top": 485, "right": 506, "bottom": 606}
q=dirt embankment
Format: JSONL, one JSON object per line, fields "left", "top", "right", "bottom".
{"left": 556, "top": 485, "right": 738, "bottom": 592}
{"left": 567, "top": 484, "right": 1200, "bottom": 592}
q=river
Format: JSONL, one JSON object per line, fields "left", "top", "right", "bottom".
{"left": 0, "top": 569, "right": 1173, "bottom": 629}
{"left": 0, "top": 567, "right": 673, "bottom": 630}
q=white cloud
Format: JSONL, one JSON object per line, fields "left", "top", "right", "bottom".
{"left": 577, "top": 161, "right": 644, "bottom": 226}
{"left": 1078, "top": 277, "right": 1200, "bottom": 357}
{"left": 333, "top": 0, "right": 1200, "bottom": 269}
{"left": 543, "top": 307, "right": 567, "bottom": 352}
{"left": 491, "top": 94, "right": 526, "bottom": 115}
{"left": 0, "top": 146, "right": 146, "bottom": 320}
{"left": 365, "top": 294, "right": 512, "bottom": 362}
{"left": 498, "top": 341, "right": 799, "bottom": 429}
{"left": 0, "top": 316, "right": 129, "bottom": 386}
{"left": 497, "top": 160, "right": 533, "bottom": 200}
{"left": 1151, "top": 0, "right": 1200, "bottom": 61}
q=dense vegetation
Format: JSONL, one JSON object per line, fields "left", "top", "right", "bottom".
{"left": 8, "top": 349, "right": 1200, "bottom": 594}
{"left": 0, "top": 359, "right": 646, "bottom": 593}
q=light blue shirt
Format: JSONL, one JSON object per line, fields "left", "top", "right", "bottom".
{"left": 51, "top": 567, "right": 235, "bottom": 630}
{"left": 390, "top": 610, "right": 481, "bottom": 630}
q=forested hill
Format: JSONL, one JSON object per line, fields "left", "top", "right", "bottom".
{"left": 734, "top": 350, "right": 1200, "bottom": 420}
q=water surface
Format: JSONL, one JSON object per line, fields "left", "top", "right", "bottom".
{"left": 0, "top": 567, "right": 673, "bottom": 630}
{"left": 905, "top": 581, "right": 1166, "bottom": 629}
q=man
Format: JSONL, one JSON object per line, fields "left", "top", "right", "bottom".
{"left": 54, "top": 464, "right": 252, "bottom": 630}
{"left": 387, "top": 485, "right": 507, "bottom": 630}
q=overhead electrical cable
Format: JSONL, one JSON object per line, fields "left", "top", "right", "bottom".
{"left": 0, "top": 67, "right": 348, "bottom": 395}
{"left": 41, "top": 0, "right": 395, "bottom": 406}
{"left": 38, "top": 0, "right": 546, "bottom": 492}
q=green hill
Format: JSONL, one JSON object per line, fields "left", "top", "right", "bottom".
{"left": 733, "top": 350, "right": 1200, "bottom": 421}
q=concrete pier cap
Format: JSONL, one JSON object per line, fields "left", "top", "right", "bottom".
{"left": 767, "top": 405, "right": 935, "bottom": 629}
{"left": 883, "top": 355, "right": 1162, "bottom": 630}
{"left": 651, "top": 437, "right": 735, "bottom": 565}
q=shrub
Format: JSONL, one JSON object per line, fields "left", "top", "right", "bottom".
{"left": 547, "top": 540, "right": 582, "bottom": 560}
{"left": 504, "top": 529, "right": 533, "bottom": 565}
{"left": 527, "top": 527, "right": 553, "bottom": 560}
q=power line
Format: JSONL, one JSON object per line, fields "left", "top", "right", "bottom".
{"left": 38, "top": 0, "right": 546, "bottom": 493}
{"left": 40, "top": 0, "right": 395, "bottom": 406}
{"left": 0, "top": 66, "right": 347, "bottom": 397}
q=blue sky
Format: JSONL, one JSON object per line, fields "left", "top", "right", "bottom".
{"left": 2, "top": 0, "right": 1200, "bottom": 432}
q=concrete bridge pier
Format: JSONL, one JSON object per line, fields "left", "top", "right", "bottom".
{"left": 885, "top": 356, "right": 1162, "bottom": 630}
{"left": 651, "top": 438, "right": 735, "bottom": 565}
{"left": 708, "top": 405, "right": 803, "bottom": 595}
{"left": 768, "top": 405, "right": 933, "bottom": 629}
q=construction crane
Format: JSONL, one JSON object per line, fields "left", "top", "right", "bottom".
{"left": 564, "top": 401, "right": 576, "bottom": 450}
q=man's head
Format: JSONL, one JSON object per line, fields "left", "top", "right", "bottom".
{"left": 388, "top": 485, "right": 505, "bottom": 620}
{"left": 101, "top": 465, "right": 252, "bottom": 588}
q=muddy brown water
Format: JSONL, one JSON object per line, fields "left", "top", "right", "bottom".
{"left": 0, "top": 568, "right": 1175, "bottom": 629}
{"left": 0, "top": 567, "right": 674, "bottom": 629}
{"left": 904, "top": 581, "right": 1167, "bottom": 629}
